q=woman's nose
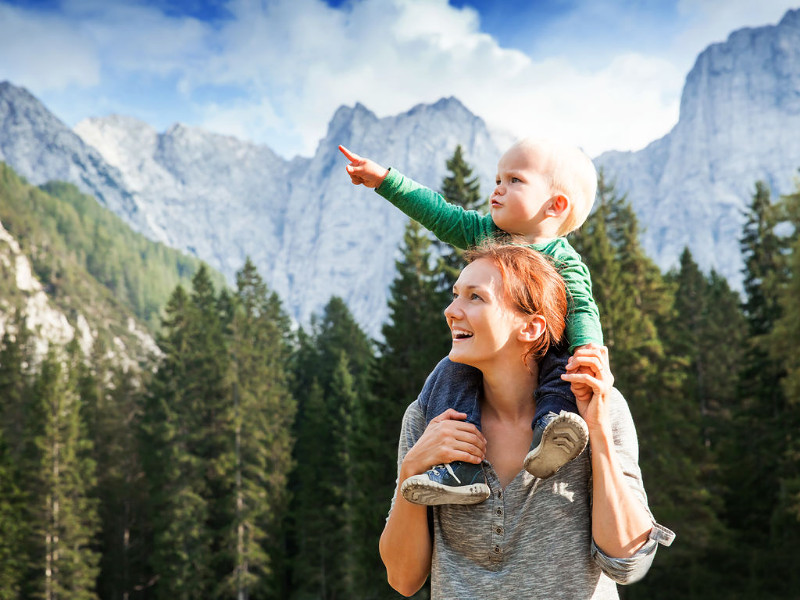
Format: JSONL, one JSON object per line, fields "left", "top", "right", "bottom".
{"left": 444, "top": 299, "right": 461, "bottom": 320}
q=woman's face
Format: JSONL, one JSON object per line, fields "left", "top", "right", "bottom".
{"left": 444, "top": 258, "right": 536, "bottom": 370}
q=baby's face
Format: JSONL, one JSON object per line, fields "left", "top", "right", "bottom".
{"left": 489, "top": 144, "right": 554, "bottom": 236}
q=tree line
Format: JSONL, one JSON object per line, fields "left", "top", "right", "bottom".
{"left": 1, "top": 148, "right": 799, "bottom": 598}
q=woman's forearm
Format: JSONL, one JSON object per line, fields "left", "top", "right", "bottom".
{"left": 379, "top": 463, "right": 433, "bottom": 596}
{"left": 589, "top": 424, "right": 652, "bottom": 557}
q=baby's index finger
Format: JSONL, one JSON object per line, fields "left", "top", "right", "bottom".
{"left": 338, "top": 145, "right": 359, "bottom": 162}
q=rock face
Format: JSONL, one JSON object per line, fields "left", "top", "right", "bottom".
{"left": 0, "top": 82, "right": 147, "bottom": 234}
{"left": 596, "top": 9, "right": 800, "bottom": 287}
{"left": 72, "top": 98, "right": 502, "bottom": 335}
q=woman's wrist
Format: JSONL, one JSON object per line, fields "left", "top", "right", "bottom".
{"left": 399, "top": 453, "right": 425, "bottom": 483}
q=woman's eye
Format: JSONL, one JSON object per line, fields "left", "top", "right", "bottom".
{"left": 471, "top": 293, "right": 483, "bottom": 301}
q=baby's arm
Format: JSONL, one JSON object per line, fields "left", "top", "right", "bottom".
{"left": 339, "top": 145, "right": 495, "bottom": 249}
{"left": 552, "top": 243, "right": 603, "bottom": 352}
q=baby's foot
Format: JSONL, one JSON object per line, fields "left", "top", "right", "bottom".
{"left": 524, "top": 411, "right": 588, "bottom": 479}
{"left": 401, "top": 461, "right": 490, "bottom": 506}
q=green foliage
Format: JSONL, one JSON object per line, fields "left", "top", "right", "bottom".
{"left": 24, "top": 347, "right": 101, "bottom": 600}
{"left": 221, "top": 258, "right": 296, "bottom": 599}
{"left": 0, "top": 161, "right": 223, "bottom": 333}
{"left": 79, "top": 340, "right": 151, "bottom": 599}
{"left": 0, "top": 433, "right": 26, "bottom": 599}
{"left": 287, "top": 297, "right": 374, "bottom": 600}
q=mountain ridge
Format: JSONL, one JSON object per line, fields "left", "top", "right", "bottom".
{"left": 2, "top": 10, "right": 800, "bottom": 334}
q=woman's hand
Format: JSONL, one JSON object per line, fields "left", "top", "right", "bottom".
{"left": 401, "top": 408, "right": 487, "bottom": 479}
{"left": 339, "top": 145, "right": 389, "bottom": 188}
{"left": 561, "top": 344, "right": 614, "bottom": 432}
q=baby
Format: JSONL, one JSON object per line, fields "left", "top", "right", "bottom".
{"left": 340, "top": 139, "right": 602, "bottom": 505}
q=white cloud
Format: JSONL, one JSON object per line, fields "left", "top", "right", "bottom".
{"left": 178, "top": 0, "right": 683, "bottom": 157}
{"left": 0, "top": 3, "right": 100, "bottom": 91}
{"left": 1, "top": 0, "right": 794, "bottom": 159}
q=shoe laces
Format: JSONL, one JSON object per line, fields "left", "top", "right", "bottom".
{"left": 432, "top": 463, "right": 462, "bottom": 484}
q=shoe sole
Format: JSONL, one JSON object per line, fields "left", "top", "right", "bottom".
{"left": 523, "top": 411, "right": 588, "bottom": 479}
{"left": 400, "top": 477, "right": 490, "bottom": 506}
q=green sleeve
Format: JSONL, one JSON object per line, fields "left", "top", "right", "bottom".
{"left": 538, "top": 240, "right": 604, "bottom": 352}
{"left": 375, "top": 168, "right": 497, "bottom": 250}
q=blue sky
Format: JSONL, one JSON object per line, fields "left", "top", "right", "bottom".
{"left": 1, "top": 0, "right": 797, "bottom": 158}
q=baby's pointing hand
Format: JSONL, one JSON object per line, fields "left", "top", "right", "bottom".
{"left": 339, "top": 145, "right": 389, "bottom": 188}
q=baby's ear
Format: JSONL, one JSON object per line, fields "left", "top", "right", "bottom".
{"left": 546, "top": 194, "right": 570, "bottom": 218}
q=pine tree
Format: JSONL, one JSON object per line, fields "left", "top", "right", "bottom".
{"left": 665, "top": 249, "right": 745, "bottom": 443}
{"left": 141, "top": 278, "right": 218, "bottom": 599}
{"left": 718, "top": 181, "right": 788, "bottom": 595}
{"left": 288, "top": 297, "right": 374, "bottom": 600}
{"left": 221, "top": 258, "right": 296, "bottom": 600}
{"left": 0, "top": 431, "right": 25, "bottom": 599}
{"left": 79, "top": 338, "right": 150, "bottom": 600}
{"left": 436, "top": 145, "right": 485, "bottom": 287}
{"left": 0, "top": 314, "right": 35, "bottom": 597}
{"left": 764, "top": 182, "right": 800, "bottom": 592}
{"left": 0, "top": 310, "right": 33, "bottom": 458}
{"left": 24, "top": 346, "right": 100, "bottom": 600}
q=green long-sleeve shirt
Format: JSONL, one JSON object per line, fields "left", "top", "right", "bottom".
{"left": 376, "top": 168, "right": 603, "bottom": 351}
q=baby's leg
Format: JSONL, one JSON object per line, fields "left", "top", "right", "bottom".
{"left": 524, "top": 343, "right": 588, "bottom": 479}
{"left": 417, "top": 357, "right": 483, "bottom": 430}
{"left": 403, "top": 356, "right": 489, "bottom": 506}
{"left": 533, "top": 342, "right": 578, "bottom": 424}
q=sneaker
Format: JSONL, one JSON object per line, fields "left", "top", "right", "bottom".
{"left": 401, "top": 461, "right": 490, "bottom": 506}
{"left": 523, "top": 411, "right": 589, "bottom": 479}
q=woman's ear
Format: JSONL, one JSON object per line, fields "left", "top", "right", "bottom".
{"left": 545, "top": 194, "right": 570, "bottom": 218}
{"left": 518, "top": 315, "right": 547, "bottom": 343}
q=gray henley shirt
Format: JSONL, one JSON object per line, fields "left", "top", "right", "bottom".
{"left": 390, "top": 388, "right": 674, "bottom": 599}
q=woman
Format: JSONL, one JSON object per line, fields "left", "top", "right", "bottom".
{"left": 379, "top": 244, "right": 673, "bottom": 599}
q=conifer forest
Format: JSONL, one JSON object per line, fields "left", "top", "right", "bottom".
{"left": 2, "top": 148, "right": 800, "bottom": 599}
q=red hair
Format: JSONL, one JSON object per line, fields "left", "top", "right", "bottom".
{"left": 464, "top": 243, "right": 567, "bottom": 364}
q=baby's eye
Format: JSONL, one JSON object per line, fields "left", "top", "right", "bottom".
{"left": 511, "top": 177, "right": 521, "bottom": 183}
{"left": 495, "top": 179, "right": 501, "bottom": 186}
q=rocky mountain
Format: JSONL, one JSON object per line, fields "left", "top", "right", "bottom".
{"left": 2, "top": 9, "right": 800, "bottom": 335}
{"left": 596, "top": 8, "right": 800, "bottom": 287}
{"left": 71, "top": 98, "right": 502, "bottom": 335}
{"left": 0, "top": 82, "right": 148, "bottom": 234}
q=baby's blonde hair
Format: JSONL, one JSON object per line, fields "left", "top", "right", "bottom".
{"left": 511, "top": 138, "right": 598, "bottom": 236}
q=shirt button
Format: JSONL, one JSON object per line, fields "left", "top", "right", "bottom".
{"left": 494, "top": 545, "right": 501, "bottom": 554}
{"left": 495, "top": 526, "right": 503, "bottom": 535}
{"left": 496, "top": 508, "right": 503, "bottom": 516}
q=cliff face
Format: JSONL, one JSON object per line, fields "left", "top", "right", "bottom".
{"left": 597, "top": 9, "right": 800, "bottom": 286}
{"left": 0, "top": 82, "right": 147, "bottom": 234}
{"left": 4, "top": 85, "right": 500, "bottom": 335}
